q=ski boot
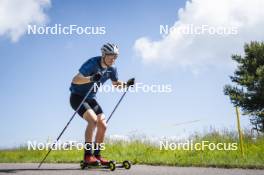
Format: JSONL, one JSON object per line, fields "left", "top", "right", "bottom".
{"left": 95, "top": 155, "right": 111, "bottom": 165}
{"left": 80, "top": 155, "right": 100, "bottom": 169}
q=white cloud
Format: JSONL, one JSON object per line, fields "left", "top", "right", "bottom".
{"left": 134, "top": 0, "right": 264, "bottom": 70}
{"left": 0, "top": 0, "right": 50, "bottom": 42}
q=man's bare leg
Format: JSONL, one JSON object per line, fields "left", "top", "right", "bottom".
{"left": 95, "top": 113, "right": 107, "bottom": 143}
{"left": 83, "top": 109, "right": 98, "bottom": 142}
{"left": 94, "top": 114, "right": 107, "bottom": 158}
{"left": 82, "top": 109, "right": 99, "bottom": 164}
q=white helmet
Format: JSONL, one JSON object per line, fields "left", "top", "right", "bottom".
{"left": 101, "top": 43, "right": 119, "bottom": 55}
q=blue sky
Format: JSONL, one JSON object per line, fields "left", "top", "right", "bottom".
{"left": 1, "top": 0, "right": 261, "bottom": 148}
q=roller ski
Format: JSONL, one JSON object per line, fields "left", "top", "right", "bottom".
{"left": 80, "top": 155, "right": 132, "bottom": 171}
{"left": 116, "top": 160, "right": 132, "bottom": 169}
{"left": 80, "top": 155, "right": 116, "bottom": 171}
{"left": 95, "top": 155, "right": 132, "bottom": 170}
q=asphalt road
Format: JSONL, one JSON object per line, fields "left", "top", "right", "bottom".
{"left": 0, "top": 163, "right": 263, "bottom": 175}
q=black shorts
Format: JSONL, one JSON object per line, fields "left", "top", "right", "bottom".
{"left": 70, "top": 93, "right": 103, "bottom": 117}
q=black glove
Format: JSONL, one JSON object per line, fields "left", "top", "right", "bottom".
{"left": 126, "top": 78, "right": 135, "bottom": 87}
{"left": 90, "top": 72, "right": 102, "bottom": 82}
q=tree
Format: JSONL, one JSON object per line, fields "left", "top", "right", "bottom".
{"left": 224, "top": 41, "right": 264, "bottom": 133}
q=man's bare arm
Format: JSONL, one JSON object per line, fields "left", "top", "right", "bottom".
{"left": 112, "top": 80, "right": 126, "bottom": 88}
{"left": 112, "top": 78, "right": 135, "bottom": 89}
{"left": 72, "top": 73, "right": 92, "bottom": 84}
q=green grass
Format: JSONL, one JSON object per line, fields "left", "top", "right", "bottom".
{"left": 0, "top": 131, "right": 264, "bottom": 169}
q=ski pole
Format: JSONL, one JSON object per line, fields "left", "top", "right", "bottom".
{"left": 106, "top": 86, "right": 129, "bottom": 124}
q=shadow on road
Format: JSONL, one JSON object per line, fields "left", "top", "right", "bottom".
{"left": 0, "top": 168, "right": 110, "bottom": 173}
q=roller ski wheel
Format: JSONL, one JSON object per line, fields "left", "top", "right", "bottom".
{"left": 80, "top": 160, "right": 101, "bottom": 169}
{"left": 108, "top": 160, "right": 116, "bottom": 171}
{"left": 80, "top": 160, "right": 86, "bottom": 169}
{"left": 122, "top": 160, "right": 131, "bottom": 169}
